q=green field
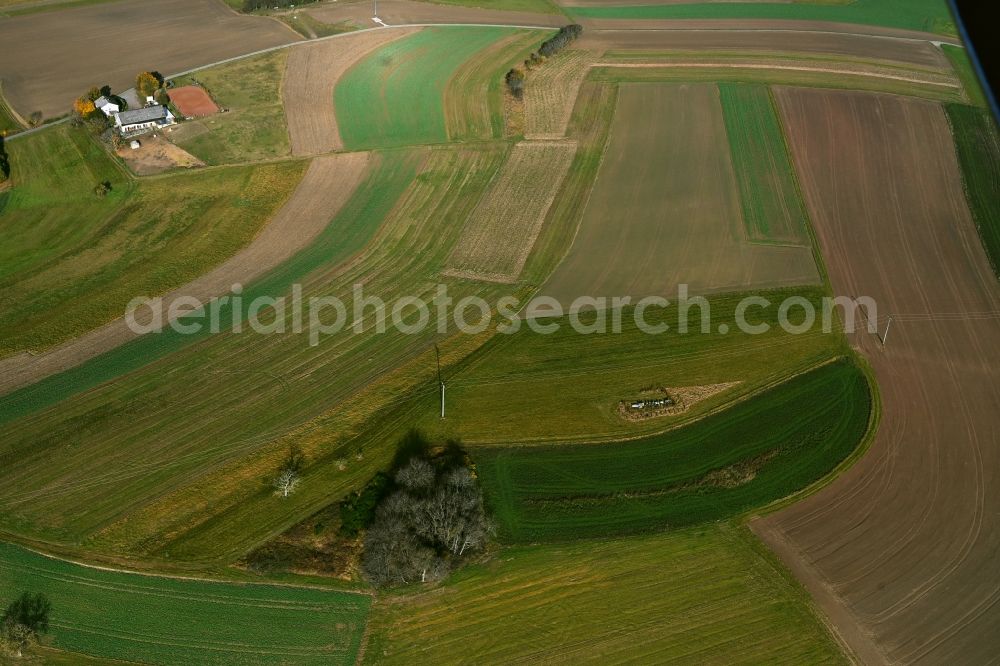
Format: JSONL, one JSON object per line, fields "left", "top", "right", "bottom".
{"left": 947, "top": 104, "right": 1000, "bottom": 277}
{"left": 0, "top": 151, "right": 413, "bottom": 426}
{"left": 942, "top": 44, "right": 988, "bottom": 108}
{"left": 335, "top": 26, "right": 517, "bottom": 149}
{"left": 474, "top": 358, "right": 871, "bottom": 542}
{"left": 567, "top": 0, "right": 957, "bottom": 36}
{"left": 0, "top": 146, "right": 541, "bottom": 563}
{"left": 0, "top": 542, "right": 370, "bottom": 664}
{"left": 170, "top": 50, "right": 292, "bottom": 165}
{"left": 0, "top": 127, "right": 129, "bottom": 285}
{"left": 719, "top": 83, "right": 811, "bottom": 244}
{"left": 416, "top": 290, "right": 845, "bottom": 444}
{"left": 365, "top": 523, "right": 846, "bottom": 664}
{"left": 0, "top": 155, "right": 306, "bottom": 355}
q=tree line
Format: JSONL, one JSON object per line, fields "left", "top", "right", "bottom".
{"left": 505, "top": 24, "right": 584, "bottom": 99}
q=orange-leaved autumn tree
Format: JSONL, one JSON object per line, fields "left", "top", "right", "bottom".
{"left": 135, "top": 71, "right": 161, "bottom": 99}
{"left": 73, "top": 97, "right": 96, "bottom": 117}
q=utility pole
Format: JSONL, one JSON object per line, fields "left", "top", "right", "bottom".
{"left": 435, "top": 344, "right": 445, "bottom": 419}
{"left": 373, "top": 0, "right": 377, "bottom": 18}
{"left": 880, "top": 316, "right": 893, "bottom": 346}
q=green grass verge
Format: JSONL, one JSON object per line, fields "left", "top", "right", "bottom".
{"left": 718, "top": 83, "right": 811, "bottom": 245}
{"left": 0, "top": 127, "right": 130, "bottom": 285}
{"left": 474, "top": 357, "right": 871, "bottom": 542}
{"left": 0, "top": 158, "right": 306, "bottom": 356}
{"left": 335, "top": 26, "right": 517, "bottom": 150}
{"left": 567, "top": 0, "right": 957, "bottom": 36}
{"left": 946, "top": 104, "right": 1000, "bottom": 278}
{"left": 365, "top": 523, "right": 846, "bottom": 664}
{"left": 0, "top": 150, "right": 416, "bottom": 428}
{"left": 170, "top": 50, "right": 291, "bottom": 165}
{"left": 0, "top": 542, "right": 370, "bottom": 665}
{"left": 942, "top": 44, "right": 988, "bottom": 107}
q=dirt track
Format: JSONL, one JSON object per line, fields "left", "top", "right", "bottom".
{"left": 304, "top": 0, "right": 565, "bottom": 28}
{"left": 0, "top": 0, "right": 300, "bottom": 118}
{"left": 283, "top": 28, "right": 419, "bottom": 155}
{"left": 752, "top": 89, "right": 1000, "bottom": 664}
{"left": 0, "top": 153, "right": 371, "bottom": 395}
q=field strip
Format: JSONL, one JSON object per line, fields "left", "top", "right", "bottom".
{"left": 524, "top": 50, "right": 597, "bottom": 139}
{"left": 586, "top": 25, "right": 961, "bottom": 47}
{"left": 284, "top": 28, "right": 420, "bottom": 156}
{"left": 445, "top": 140, "right": 577, "bottom": 283}
{"left": 593, "top": 62, "right": 960, "bottom": 87}
{"left": 0, "top": 153, "right": 370, "bottom": 396}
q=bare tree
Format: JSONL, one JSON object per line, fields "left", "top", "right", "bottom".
{"left": 360, "top": 452, "right": 492, "bottom": 587}
{"left": 273, "top": 469, "right": 299, "bottom": 498}
{"left": 273, "top": 445, "right": 305, "bottom": 498}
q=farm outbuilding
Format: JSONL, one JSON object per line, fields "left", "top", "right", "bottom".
{"left": 114, "top": 105, "right": 174, "bottom": 135}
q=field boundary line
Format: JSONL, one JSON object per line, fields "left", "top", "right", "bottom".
{"left": 0, "top": 540, "right": 374, "bottom": 598}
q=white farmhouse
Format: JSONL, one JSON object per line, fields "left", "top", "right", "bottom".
{"left": 114, "top": 105, "right": 174, "bottom": 135}
{"left": 94, "top": 96, "right": 120, "bottom": 117}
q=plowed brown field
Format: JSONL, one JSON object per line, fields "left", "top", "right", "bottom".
{"left": 0, "top": 0, "right": 300, "bottom": 119}
{"left": 541, "top": 82, "right": 818, "bottom": 305}
{"left": 580, "top": 28, "right": 949, "bottom": 69}
{"left": 753, "top": 88, "right": 1000, "bottom": 665}
{"left": 283, "top": 28, "right": 419, "bottom": 156}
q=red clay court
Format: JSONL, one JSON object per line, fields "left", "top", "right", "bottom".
{"left": 168, "top": 85, "right": 219, "bottom": 117}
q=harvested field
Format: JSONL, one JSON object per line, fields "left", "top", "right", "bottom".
{"left": 445, "top": 30, "right": 543, "bottom": 141}
{"left": 283, "top": 28, "right": 419, "bottom": 156}
{"left": 753, "top": 88, "right": 1000, "bottom": 664}
{"left": 445, "top": 140, "right": 576, "bottom": 282}
{"left": 167, "top": 85, "right": 218, "bottom": 117}
{"left": 115, "top": 134, "right": 204, "bottom": 176}
{"left": 0, "top": 0, "right": 300, "bottom": 119}
{"left": 0, "top": 153, "right": 369, "bottom": 395}
{"left": 365, "top": 524, "right": 846, "bottom": 665}
{"left": 305, "top": 0, "right": 565, "bottom": 29}
{"left": 541, "top": 83, "right": 818, "bottom": 306}
{"left": 335, "top": 27, "right": 518, "bottom": 149}
{"left": 580, "top": 28, "right": 950, "bottom": 70}
{"left": 523, "top": 49, "right": 596, "bottom": 138}
{"left": 0, "top": 542, "right": 371, "bottom": 664}
{"left": 474, "top": 358, "right": 870, "bottom": 542}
